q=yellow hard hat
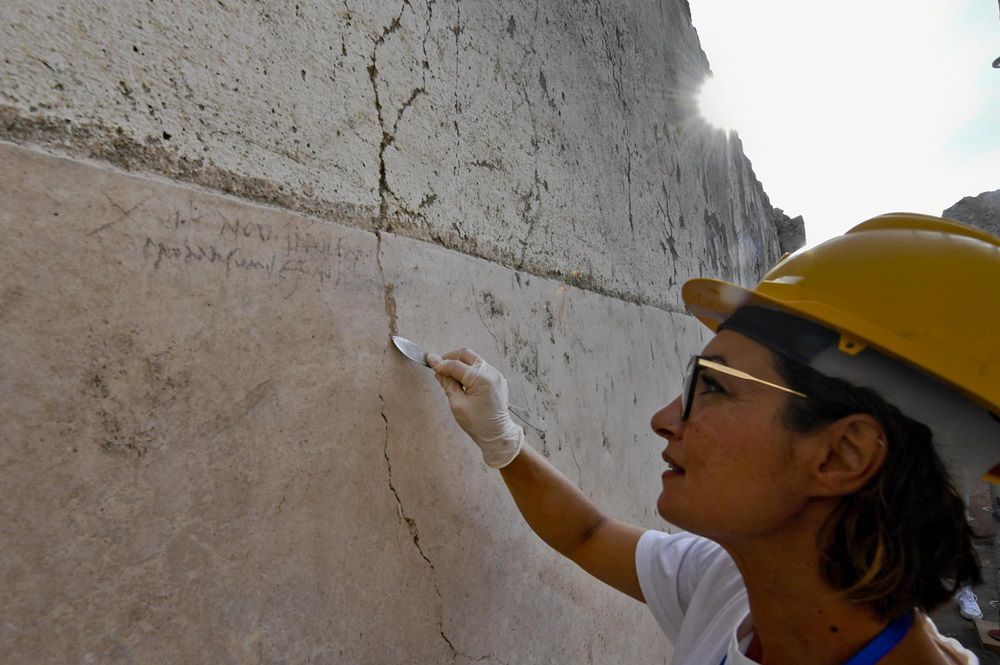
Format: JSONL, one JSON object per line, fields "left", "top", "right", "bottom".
{"left": 682, "top": 212, "right": 1000, "bottom": 484}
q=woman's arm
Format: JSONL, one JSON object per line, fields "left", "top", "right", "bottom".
{"left": 500, "top": 443, "right": 646, "bottom": 601}
{"left": 429, "top": 348, "right": 645, "bottom": 602}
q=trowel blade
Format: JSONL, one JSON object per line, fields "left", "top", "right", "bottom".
{"left": 390, "top": 335, "right": 547, "bottom": 433}
{"left": 391, "top": 335, "right": 429, "bottom": 367}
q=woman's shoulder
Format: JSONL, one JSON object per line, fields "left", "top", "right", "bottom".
{"left": 919, "top": 613, "right": 979, "bottom": 665}
{"left": 636, "top": 529, "right": 749, "bottom": 648}
{"left": 885, "top": 613, "right": 979, "bottom": 665}
{"left": 638, "top": 529, "right": 742, "bottom": 590}
{"left": 640, "top": 529, "right": 730, "bottom": 563}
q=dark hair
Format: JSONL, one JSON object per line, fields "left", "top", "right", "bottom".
{"left": 772, "top": 351, "right": 982, "bottom": 619}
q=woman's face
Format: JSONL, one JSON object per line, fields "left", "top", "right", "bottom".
{"left": 650, "top": 331, "right": 816, "bottom": 542}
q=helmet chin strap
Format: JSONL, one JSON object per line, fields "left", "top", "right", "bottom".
{"left": 811, "top": 345, "right": 1000, "bottom": 498}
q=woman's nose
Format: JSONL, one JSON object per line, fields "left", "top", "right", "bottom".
{"left": 650, "top": 395, "right": 684, "bottom": 440}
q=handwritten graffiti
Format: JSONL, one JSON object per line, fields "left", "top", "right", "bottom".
{"left": 141, "top": 210, "right": 336, "bottom": 283}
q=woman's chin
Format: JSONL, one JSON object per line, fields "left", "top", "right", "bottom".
{"left": 656, "top": 494, "right": 701, "bottom": 533}
{"left": 655, "top": 494, "right": 679, "bottom": 523}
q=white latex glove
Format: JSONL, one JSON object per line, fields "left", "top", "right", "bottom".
{"left": 427, "top": 348, "right": 524, "bottom": 469}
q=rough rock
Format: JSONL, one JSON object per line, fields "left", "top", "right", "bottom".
{"left": 944, "top": 189, "right": 1000, "bottom": 238}
{"left": 771, "top": 207, "right": 807, "bottom": 254}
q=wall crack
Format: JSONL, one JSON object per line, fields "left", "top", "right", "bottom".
{"left": 368, "top": 2, "right": 409, "bottom": 227}
{"left": 380, "top": 387, "right": 467, "bottom": 662}
{"left": 368, "top": 1, "right": 436, "bottom": 229}
{"left": 377, "top": 226, "right": 463, "bottom": 661}
{"left": 451, "top": 0, "right": 462, "bottom": 176}
{"left": 514, "top": 83, "right": 543, "bottom": 270}
{"left": 379, "top": 392, "right": 433, "bottom": 568}
{"left": 376, "top": 230, "right": 398, "bottom": 336}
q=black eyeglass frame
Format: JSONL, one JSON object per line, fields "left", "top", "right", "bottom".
{"left": 681, "top": 355, "right": 809, "bottom": 421}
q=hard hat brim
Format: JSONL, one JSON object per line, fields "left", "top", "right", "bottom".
{"left": 682, "top": 277, "right": 770, "bottom": 333}
{"left": 683, "top": 275, "right": 1000, "bottom": 414}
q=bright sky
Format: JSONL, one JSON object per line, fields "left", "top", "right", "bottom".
{"left": 690, "top": 0, "right": 1000, "bottom": 246}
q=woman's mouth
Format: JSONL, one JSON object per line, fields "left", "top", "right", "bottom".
{"left": 663, "top": 460, "right": 686, "bottom": 477}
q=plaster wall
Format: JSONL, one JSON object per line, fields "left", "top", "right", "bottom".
{"left": 1, "top": 141, "right": 703, "bottom": 663}
{"left": 1, "top": 1, "right": 795, "bottom": 662}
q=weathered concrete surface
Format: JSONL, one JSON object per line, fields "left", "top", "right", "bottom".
{"left": 0, "top": 142, "right": 711, "bottom": 662}
{"left": 1, "top": 0, "right": 794, "bottom": 310}
{"left": 944, "top": 189, "right": 1000, "bottom": 238}
{"left": 1, "top": 1, "right": 800, "bottom": 660}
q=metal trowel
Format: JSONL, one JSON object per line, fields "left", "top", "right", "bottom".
{"left": 391, "top": 335, "right": 547, "bottom": 432}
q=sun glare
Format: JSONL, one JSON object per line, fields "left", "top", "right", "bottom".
{"left": 696, "top": 75, "right": 740, "bottom": 132}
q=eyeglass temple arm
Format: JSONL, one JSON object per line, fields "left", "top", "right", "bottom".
{"left": 698, "top": 358, "right": 807, "bottom": 398}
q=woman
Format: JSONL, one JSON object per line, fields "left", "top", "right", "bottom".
{"left": 427, "top": 213, "right": 1000, "bottom": 664}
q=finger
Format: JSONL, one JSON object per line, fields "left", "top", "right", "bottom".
{"left": 435, "top": 371, "right": 464, "bottom": 397}
{"left": 433, "top": 358, "right": 479, "bottom": 388}
{"left": 441, "top": 347, "right": 482, "bottom": 365}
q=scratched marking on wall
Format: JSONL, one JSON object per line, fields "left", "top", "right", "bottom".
{"left": 135, "top": 200, "right": 337, "bottom": 283}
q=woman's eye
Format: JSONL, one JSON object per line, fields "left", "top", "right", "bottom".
{"left": 699, "top": 375, "right": 725, "bottom": 395}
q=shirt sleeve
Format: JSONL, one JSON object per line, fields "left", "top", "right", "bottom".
{"left": 922, "top": 613, "right": 979, "bottom": 664}
{"left": 635, "top": 529, "right": 736, "bottom": 643}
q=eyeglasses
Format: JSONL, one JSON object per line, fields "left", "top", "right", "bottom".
{"left": 681, "top": 355, "right": 808, "bottom": 421}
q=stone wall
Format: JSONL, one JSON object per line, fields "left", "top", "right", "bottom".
{"left": 1, "top": 1, "right": 798, "bottom": 662}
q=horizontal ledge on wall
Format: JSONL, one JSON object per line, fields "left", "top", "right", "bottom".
{"left": 1, "top": 106, "right": 698, "bottom": 317}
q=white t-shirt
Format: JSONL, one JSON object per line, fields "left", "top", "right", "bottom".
{"left": 635, "top": 530, "right": 978, "bottom": 665}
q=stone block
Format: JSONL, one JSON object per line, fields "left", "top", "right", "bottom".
{"left": 0, "top": 142, "right": 706, "bottom": 663}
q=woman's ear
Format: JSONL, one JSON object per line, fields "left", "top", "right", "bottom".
{"left": 809, "top": 414, "right": 887, "bottom": 497}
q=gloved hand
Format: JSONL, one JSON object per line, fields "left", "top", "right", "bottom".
{"left": 427, "top": 348, "right": 524, "bottom": 469}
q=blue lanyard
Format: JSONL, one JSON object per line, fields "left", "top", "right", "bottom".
{"left": 719, "top": 610, "right": 914, "bottom": 665}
